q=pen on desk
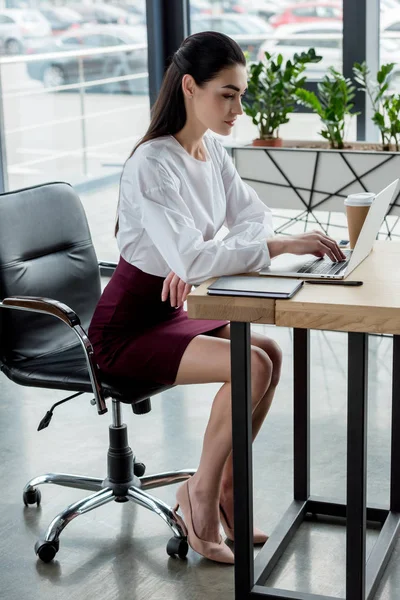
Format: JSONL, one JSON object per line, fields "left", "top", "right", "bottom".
{"left": 304, "top": 280, "right": 363, "bottom": 286}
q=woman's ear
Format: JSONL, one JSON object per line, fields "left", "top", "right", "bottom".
{"left": 181, "top": 74, "right": 195, "bottom": 99}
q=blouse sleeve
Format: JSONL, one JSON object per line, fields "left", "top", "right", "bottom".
{"left": 138, "top": 158, "right": 272, "bottom": 285}
{"left": 219, "top": 142, "right": 274, "bottom": 268}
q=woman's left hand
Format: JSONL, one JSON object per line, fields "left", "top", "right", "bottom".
{"left": 161, "top": 271, "right": 192, "bottom": 308}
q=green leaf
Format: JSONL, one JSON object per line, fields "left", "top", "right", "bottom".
{"left": 373, "top": 112, "right": 385, "bottom": 128}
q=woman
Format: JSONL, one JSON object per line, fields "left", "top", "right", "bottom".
{"left": 88, "top": 31, "right": 345, "bottom": 565}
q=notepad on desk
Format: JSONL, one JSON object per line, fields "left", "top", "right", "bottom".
{"left": 207, "top": 276, "right": 304, "bottom": 299}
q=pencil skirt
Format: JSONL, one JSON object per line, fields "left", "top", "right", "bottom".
{"left": 88, "top": 256, "right": 229, "bottom": 385}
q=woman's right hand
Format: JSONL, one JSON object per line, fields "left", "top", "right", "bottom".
{"left": 268, "top": 231, "right": 346, "bottom": 262}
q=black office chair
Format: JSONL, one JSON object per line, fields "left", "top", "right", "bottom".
{"left": 0, "top": 182, "right": 194, "bottom": 563}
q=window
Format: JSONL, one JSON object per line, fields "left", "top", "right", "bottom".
{"left": 276, "top": 38, "right": 340, "bottom": 49}
{"left": 22, "top": 12, "right": 41, "bottom": 23}
{"left": 296, "top": 28, "right": 342, "bottom": 34}
{"left": 380, "top": 0, "right": 400, "bottom": 91}
{"left": 0, "top": 0, "right": 149, "bottom": 262}
{"left": 190, "top": 18, "right": 210, "bottom": 33}
{"left": 215, "top": 19, "right": 244, "bottom": 35}
{"left": 80, "top": 34, "right": 103, "bottom": 48}
{"left": 98, "top": 35, "right": 124, "bottom": 47}
{"left": 293, "top": 7, "right": 315, "bottom": 18}
{"left": 240, "top": 16, "right": 272, "bottom": 34}
{"left": 387, "top": 21, "right": 400, "bottom": 31}
{"left": 189, "top": 0, "right": 344, "bottom": 143}
{"left": 62, "top": 36, "right": 83, "bottom": 46}
{"left": 277, "top": 39, "right": 314, "bottom": 47}
{"left": 0, "top": 15, "right": 14, "bottom": 24}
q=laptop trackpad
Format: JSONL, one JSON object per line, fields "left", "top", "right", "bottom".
{"left": 260, "top": 253, "right": 318, "bottom": 275}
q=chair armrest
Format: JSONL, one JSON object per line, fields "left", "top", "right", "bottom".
{"left": 1, "top": 296, "right": 80, "bottom": 327}
{"left": 0, "top": 295, "right": 107, "bottom": 415}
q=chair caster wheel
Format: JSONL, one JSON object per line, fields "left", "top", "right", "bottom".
{"left": 35, "top": 539, "right": 59, "bottom": 563}
{"left": 166, "top": 536, "right": 189, "bottom": 559}
{"left": 23, "top": 488, "right": 41, "bottom": 507}
{"left": 134, "top": 462, "right": 146, "bottom": 477}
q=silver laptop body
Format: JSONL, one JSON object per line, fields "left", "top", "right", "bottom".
{"left": 260, "top": 180, "right": 399, "bottom": 280}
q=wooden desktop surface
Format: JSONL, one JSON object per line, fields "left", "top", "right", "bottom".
{"left": 187, "top": 241, "right": 400, "bottom": 335}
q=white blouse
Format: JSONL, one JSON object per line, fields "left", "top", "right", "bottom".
{"left": 117, "top": 132, "right": 274, "bottom": 285}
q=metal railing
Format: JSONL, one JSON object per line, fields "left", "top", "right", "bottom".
{"left": 0, "top": 41, "right": 149, "bottom": 185}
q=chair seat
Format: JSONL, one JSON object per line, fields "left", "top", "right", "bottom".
{"left": 1, "top": 344, "right": 173, "bottom": 404}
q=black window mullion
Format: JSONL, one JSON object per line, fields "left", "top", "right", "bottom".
{"left": 343, "top": 0, "right": 367, "bottom": 140}
{"left": 146, "top": 0, "right": 189, "bottom": 108}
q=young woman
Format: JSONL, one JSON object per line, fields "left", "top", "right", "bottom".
{"left": 88, "top": 31, "right": 345, "bottom": 565}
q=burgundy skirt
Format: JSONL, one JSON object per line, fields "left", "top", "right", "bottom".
{"left": 88, "top": 257, "right": 229, "bottom": 385}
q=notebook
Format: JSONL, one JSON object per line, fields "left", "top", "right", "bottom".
{"left": 207, "top": 276, "right": 303, "bottom": 299}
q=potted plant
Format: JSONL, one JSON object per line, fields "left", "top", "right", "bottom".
{"left": 295, "top": 67, "right": 360, "bottom": 149}
{"left": 242, "top": 48, "right": 322, "bottom": 147}
{"left": 230, "top": 56, "right": 400, "bottom": 236}
{"left": 353, "top": 61, "right": 400, "bottom": 151}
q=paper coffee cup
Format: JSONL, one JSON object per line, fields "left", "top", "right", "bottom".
{"left": 344, "top": 192, "right": 375, "bottom": 249}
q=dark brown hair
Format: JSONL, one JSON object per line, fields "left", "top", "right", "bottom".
{"left": 115, "top": 31, "right": 246, "bottom": 235}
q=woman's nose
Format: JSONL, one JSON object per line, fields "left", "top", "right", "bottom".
{"left": 235, "top": 99, "right": 243, "bottom": 116}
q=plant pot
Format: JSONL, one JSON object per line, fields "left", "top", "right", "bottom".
{"left": 252, "top": 137, "right": 283, "bottom": 147}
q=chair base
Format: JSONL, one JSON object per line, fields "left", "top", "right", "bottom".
{"left": 23, "top": 412, "right": 196, "bottom": 562}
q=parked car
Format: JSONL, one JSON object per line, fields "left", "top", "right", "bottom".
{"left": 381, "top": 0, "right": 400, "bottom": 12}
{"left": 257, "top": 21, "right": 400, "bottom": 82}
{"left": 253, "top": 2, "right": 284, "bottom": 21}
{"left": 39, "top": 7, "right": 83, "bottom": 35}
{"left": 381, "top": 8, "right": 400, "bottom": 37}
{"left": 190, "top": 0, "right": 213, "bottom": 15}
{"left": 269, "top": 1, "right": 342, "bottom": 28}
{"left": 0, "top": 9, "right": 51, "bottom": 52}
{"left": 111, "top": 2, "right": 146, "bottom": 25}
{"left": 0, "top": 12, "right": 23, "bottom": 54}
{"left": 26, "top": 25, "right": 148, "bottom": 94}
{"left": 221, "top": 0, "right": 280, "bottom": 19}
{"left": 258, "top": 22, "right": 342, "bottom": 77}
{"left": 191, "top": 13, "right": 273, "bottom": 60}
{"left": 68, "top": 4, "right": 130, "bottom": 26}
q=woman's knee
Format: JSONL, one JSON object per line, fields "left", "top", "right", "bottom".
{"left": 268, "top": 340, "right": 283, "bottom": 386}
{"left": 250, "top": 347, "right": 273, "bottom": 400}
{"left": 252, "top": 336, "right": 282, "bottom": 387}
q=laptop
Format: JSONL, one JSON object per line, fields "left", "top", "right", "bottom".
{"left": 260, "top": 179, "right": 399, "bottom": 280}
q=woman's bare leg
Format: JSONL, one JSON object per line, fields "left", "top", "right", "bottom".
{"left": 174, "top": 333, "right": 273, "bottom": 543}
{"left": 209, "top": 325, "right": 283, "bottom": 525}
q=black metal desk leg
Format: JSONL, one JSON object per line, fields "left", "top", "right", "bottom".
{"left": 293, "top": 328, "right": 310, "bottom": 501}
{"left": 347, "top": 332, "right": 368, "bottom": 600}
{"left": 391, "top": 335, "right": 400, "bottom": 512}
{"left": 230, "top": 321, "right": 254, "bottom": 599}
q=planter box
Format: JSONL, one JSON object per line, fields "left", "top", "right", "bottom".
{"left": 230, "top": 141, "right": 400, "bottom": 234}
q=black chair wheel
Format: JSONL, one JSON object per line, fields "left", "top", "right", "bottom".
{"left": 35, "top": 539, "right": 59, "bottom": 563}
{"left": 134, "top": 462, "right": 146, "bottom": 477}
{"left": 166, "top": 536, "right": 188, "bottom": 559}
{"left": 23, "top": 488, "right": 41, "bottom": 507}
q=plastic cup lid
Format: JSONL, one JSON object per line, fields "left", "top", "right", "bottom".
{"left": 344, "top": 192, "right": 375, "bottom": 206}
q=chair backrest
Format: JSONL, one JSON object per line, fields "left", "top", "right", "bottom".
{"left": 0, "top": 182, "right": 101, "bottom": 364}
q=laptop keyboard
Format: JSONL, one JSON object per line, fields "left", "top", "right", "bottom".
{"left": 297, "top": 250, "right": 352, "bottom": 275}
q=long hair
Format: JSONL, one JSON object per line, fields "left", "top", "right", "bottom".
{"left": 115, "top": 31, "right": 246, "bottom": 236}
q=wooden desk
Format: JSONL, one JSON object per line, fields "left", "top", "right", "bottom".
{"left": 187, "top": 241, "right": 400, "bottom": 600}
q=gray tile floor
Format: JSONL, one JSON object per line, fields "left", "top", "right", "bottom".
{"left": 1, "top": 321, "right": 400, "bottom": 600}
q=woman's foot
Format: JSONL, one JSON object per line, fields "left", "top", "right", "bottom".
{"left": 219, "top": 488, "right": 268, "bottom": 545}
{"left": 175, "top": 480, "right": 234, "bottom": 564}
